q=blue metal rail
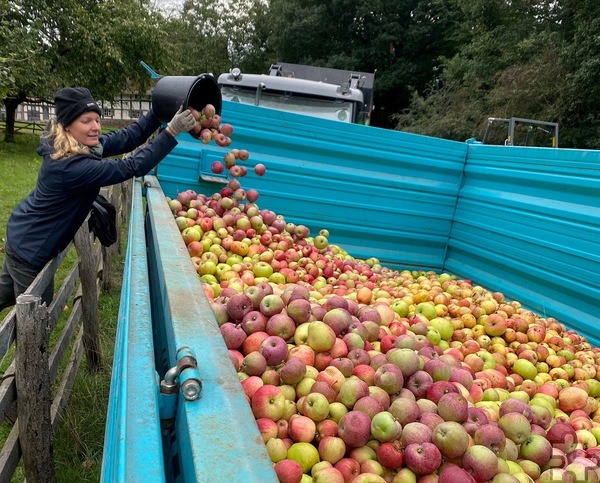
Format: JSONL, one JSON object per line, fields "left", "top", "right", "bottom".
{"left": 102, "top": 180, "right": 165, "bottom": 482}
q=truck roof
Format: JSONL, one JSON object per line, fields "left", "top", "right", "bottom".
{"left": 271, "top": 61, "right": 375, "bottom": 110}
{"left": 218, "top": 71, "right": 365, "bottom": 104}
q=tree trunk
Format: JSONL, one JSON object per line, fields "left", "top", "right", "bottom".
{"left": 2, "top": 93, "right": 27, "bottom": 143}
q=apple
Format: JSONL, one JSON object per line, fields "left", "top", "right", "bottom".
{"left": 338, "top": 377, "right": 370, "bottom": 409}
{"left": 351, "top": 396, "right": 383, "bottom": 420}
{"left": 438, "top": 465, "right": 477, "bottom": 483}
{"left": 437, "top": 392, "right": 468, "bottom": 423}
{"left": 259, "top": 293, "right": 286, "bottom": 316}
{"left": 251, "top": 385, "right": 286, "bottom": 421}
{"left": 513, "top": 359, "right": 538, "bottom": 381}
{"left": 373, "top": 363, "right": 404, "bottom": 395}
{"left": 564, "top": 461, "right": 598, "bottom": 483}
{"left": 280, "top": 357, "right": 308, "bottom": 385}
{"left": 287, "top": 298, "right": 313, "bottom": 325}
{"left": 307, "top": 321, "right": 337, "bottom": 352}
{"left": 314, "top": 420, "right": 338, "bottom": 443}
{"left": 256, "top": 417, "right": 279, "bottom": 443}
{"left": 519, "top": 433, "right": 553, "bottom": 467}
{"left": 315, "top": 366, "right": 346, "bottom": 393}
{"left": 405, "top": 370, "right": 434, "bottom": 399}
{"left": 388, "top": 396, "right": 420, "bottom": 427}
{"left": 473, "top": 423, "right": 506, "bottom": 456}
{"left": 376, "top": 440, "right": 403, "bottom": 471}
{"left": 432, "top": 421, "right": 470, "bottom": 459}
{"left": 462, "top": 444, "right": 499, "bottom": 482}
{"left": 240, "top": 310, "right": 268, "bottom": 334}
{"left": 558, "top": 386, "right": 589, "bottom": 413}
{"left": 499, "top": 398, "right": 532, "bottom": 421}
{"left": 266, "top": 313, "right": 296, "bottom": 340}
{"left": 370, "top": 410, "right": 402, "bottom": 442}
{"left": 333, "top": 458, "right": 360, "bottom": 482}
{"left": 403, "top": 442, "right": 442, "bottom": 475}
{"left": 423, "top": 362, "right": 452, "bottom": 382}
{"left": 242, "top": 351, "right": 268, "bottom": 377}
{"left": 529, "top": 404, "right": 553, "bottom": 430}
{"left": 301, "top": 392, "right": 330, "bottom": 422}
{"left": 329, "top": 357, "right": 354, "bottom": 377}
{"left": 539, "top": 468, "right": 574, "bottom": 483}
{"left": 259, "top": 335, "right": 289, "bottom": 366}
{"left": 289, "top": 415, "right": 317, "bottom": 443}
{"left": 226, "top": 292, "right": 254, "bottom": 321}
{"left": 337, "top": 411, "right": 372, "bottom": 448}
{"left": 401, "top": 422, "right": 433, "bottom": 447}
{"left": 498, "top": 412, "right": 532, "bottom": 444}
{"left": 463, "top": 407, "right": 490, "bottom": 436}
{"left": 273, "top": 458, "right": 304, "bottom": 483}
{"left": 220, "top": 322, "right": 247, "bottom": 349}
{"left": 266, "top": 437, "right": 289, "bottom": 463}
{"left": 287, "top": 442, "right": 320, "bottom": 474}
{"left": 546, "top": 422, "right": 578, "bottom": 454}
{"left": 316, "top": 436, "right": 346, "bottom": 465}
{"left": 426, "top": 380, "right": 458, "bottom": 405}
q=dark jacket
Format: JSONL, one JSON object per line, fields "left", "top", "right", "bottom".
{"left": 6, "top": 110, "right": 177, "bottom": 268}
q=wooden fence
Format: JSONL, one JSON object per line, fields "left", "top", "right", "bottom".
{"left": 0, "top": 180, "right": 132, "bottom": 481}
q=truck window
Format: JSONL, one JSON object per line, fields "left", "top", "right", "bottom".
{"left": 221, "top": 86, "right": 355, "bottom": 123}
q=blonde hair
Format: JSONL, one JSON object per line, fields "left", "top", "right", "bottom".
{"left": 43, "top": 121, "right": 91, "bottom": 160}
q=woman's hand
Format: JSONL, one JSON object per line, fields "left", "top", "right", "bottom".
{"left": 166, "top": 106, "right": 196, "bottom": 137}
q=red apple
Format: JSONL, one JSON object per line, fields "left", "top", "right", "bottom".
{"left": 251, "top": 384, "right": 286, "bottom": 421}
{"left": 337, "top": 411, "right": 372, "bottom": 448}
{"left": 403, "top": 442, "right": 442, "bottom": 475}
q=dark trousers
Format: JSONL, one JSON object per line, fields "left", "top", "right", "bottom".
{"left": 0, "top": 250, "right": 53, "bottom": 311}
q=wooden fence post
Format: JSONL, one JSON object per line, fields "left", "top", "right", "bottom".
{"left": 73, "top": 222, "right": 102, "bottom": 372}
{"left": 15, "top": 294, "right": 56, "bottom": 483}
{"left": 100, "top": 184, "right": 121, "bottom": 293}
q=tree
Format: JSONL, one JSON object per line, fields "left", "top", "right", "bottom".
{"left": 394, "top": 0, "right": 599, "bottom": 149}
{"left": 252, "top": 0, "right": 464, "bottom": 128}
{"left": 555, "top": 0, "right": 600, "bottom": 148}
{"left": 0, "top": 0, "right": 168, "bottom": 142}
{"left": 160, "top": 0, "right": 269, "bottom": 77}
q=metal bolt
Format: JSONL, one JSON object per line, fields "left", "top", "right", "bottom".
{"left": 181, "top": 379, "right": 202, "bottom": 401}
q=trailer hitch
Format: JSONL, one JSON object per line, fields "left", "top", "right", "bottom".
{"left": 159, "top": 346, "right": 203, "bottom": 428}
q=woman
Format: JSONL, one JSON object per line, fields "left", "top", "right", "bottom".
{"left": 0, "top": 86, "right": 196, "bottom": 310}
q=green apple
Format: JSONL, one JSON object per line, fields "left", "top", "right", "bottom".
{"left": 429, "top": 317, "right": 453, "bottom": 340}
{"left": 415, "top": 302, "right": 437, "bottom": 320}
{"left": 287, "top": 442, "right": 321, "bottom": 473}
{"left": 370, "top": 411, "right": 402, "bottom": 442}
{"left": 513, "top": 359, "right": 538, "bottom": 380}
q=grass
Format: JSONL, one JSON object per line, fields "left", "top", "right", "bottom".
{"left": 0, "top": 129, "right": 123, "bottom": 482}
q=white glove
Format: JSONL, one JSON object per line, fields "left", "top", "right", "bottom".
{"left": 167, "top": 105, "right": 196, "bottom": 136}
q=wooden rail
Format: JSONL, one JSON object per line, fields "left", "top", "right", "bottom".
{"left": 0, "top": 180, "right": 132, "bottom": 481}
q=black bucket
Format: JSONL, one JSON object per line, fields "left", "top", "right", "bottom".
{"left": 151, "top": 74, "right": 222, "bottom": 124}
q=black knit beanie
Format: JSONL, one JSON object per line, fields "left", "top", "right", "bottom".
{"left": 54, "top": 87, "right": 102, "bottom": 127}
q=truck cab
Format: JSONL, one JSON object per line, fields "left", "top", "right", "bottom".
{"left": 218, "top": 62, "right": 375, "bottom": 125}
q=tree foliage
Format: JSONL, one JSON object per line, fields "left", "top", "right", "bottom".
{"left": 2, "top": 0, "right": 599, "bottom": 148}
{"left": 251, "top": 0, "right": 465, "bottom": 127}
{"left": 160, "top": 0, "right": 269, "bottom": 77}
{"left": 394, "top": 0, "right": 599, "bottom": 148}
{"left": 0, "top": 0, "right": 168, "bottom": 141}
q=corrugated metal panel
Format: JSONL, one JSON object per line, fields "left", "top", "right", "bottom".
{"left": 157, "top": 100, "right": 468, "bottom": 271}
{"left": 143, "top": 176, "right": 277, "bottom": 482}
{"left": 102, "top": 180, "right": 165, "bottom": 482}
{"left": 445, "top": 144, "right": 600, "bottom": 346}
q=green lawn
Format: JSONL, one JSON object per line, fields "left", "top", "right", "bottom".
{"left": 0, "top": 129, "right": 122, "bottom": 482}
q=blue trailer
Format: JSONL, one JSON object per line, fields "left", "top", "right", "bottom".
{"left": 102, "top": 99, "right": 600, "bottom": 482}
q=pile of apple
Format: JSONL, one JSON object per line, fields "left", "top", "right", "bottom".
{"left": 167, "top": 168, "right": 600, "bottom": 483}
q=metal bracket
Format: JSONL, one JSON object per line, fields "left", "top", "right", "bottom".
{"left": 159, "top": 346, "right": 203, "bottom": 428}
